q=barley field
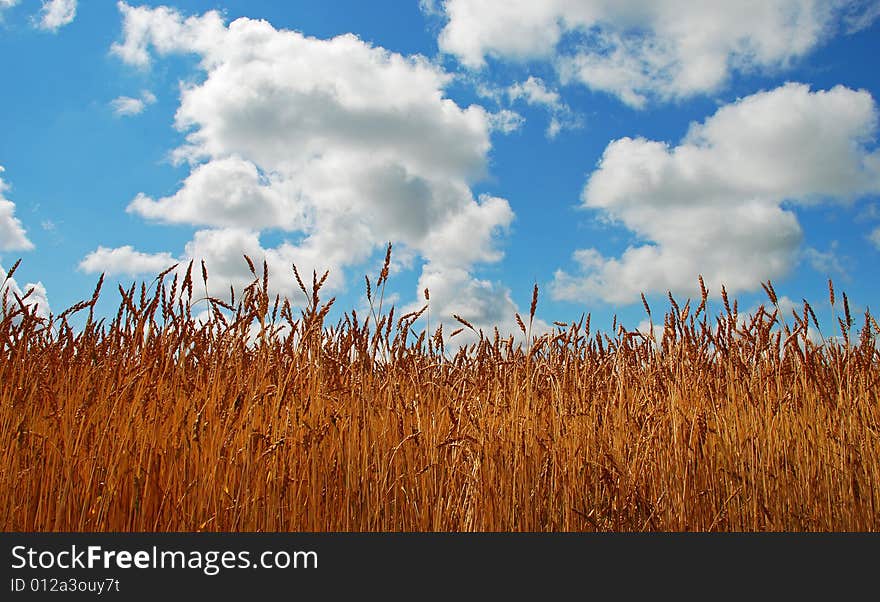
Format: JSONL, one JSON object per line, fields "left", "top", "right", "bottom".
{"left": 2, "top": 251, "right": 878, "bottom": 532}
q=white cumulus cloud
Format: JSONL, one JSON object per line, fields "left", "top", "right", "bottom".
{"left": 488, "top": 109, "right": 525, "bottom": 134}
{"left": 552, "top": 83, "right": 880, "bottom": 304}
{"left": 409, "top": 264, "right": 550, "bottom": 346}
{"left": 0, "top": 166, "right": 34, "bottom": 252}
{"left": 506, "top": 76, "right": 580, "bottom": 138}
{"left": 110, "top": 90, "right": 156, "bottom": 116}
{"left": 507, "top": 76, "right": 561, "bottom": 108}
{"left": 38, "top": 0, "right": 77, "bottom": 32}
{"left": 85, "top": 3, "right": 535, "bottom": 336}
{"left": 79, "top": 245, "right": 177, "bottom": 277}
{"left": 434, "top": 0, "right": 878, "bottom": 107}
{"left": 1, "top": 264, "right": 50, "bottom": 318}
{"left": 0, "top": 168, "right": 45, "bottom": 317}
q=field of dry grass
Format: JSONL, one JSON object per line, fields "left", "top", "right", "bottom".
{"left": 2, "top": 250, "right": 879, "bottom": 531}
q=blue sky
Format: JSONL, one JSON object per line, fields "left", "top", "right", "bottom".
{"left": 1, "top": 0, "right": 879, "bottom": 339}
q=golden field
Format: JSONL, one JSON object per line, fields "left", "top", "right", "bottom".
{"left": 1, "top": 252, "right": 878, "bottom": 531}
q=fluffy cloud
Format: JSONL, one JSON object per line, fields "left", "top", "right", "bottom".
{"left": 552, "top": 83, "right": 880, "bottom": 304}
{"left": 507, "top": 76, "right": 561, "bottom": 108}
{"left": 410, "top": 264, "right": 549, "bottom": 345}
{"left": 38, "top": 0, "right": 76, "bottom": 32}
{"left": 110, "top": 90, "right": 156, "bottom": 116}
{"left": 126, "top": 157, "right": 301, "bottom": 229}
{"left": 0, "top": 166, "right": 34, "bottom": 252}
{"left": 488, "top": 109, "right": 525, "bottom": 134}
{"left": 870, "top": 227, "right": 880, "bottom": 249}
{"left": 79, "top": 245, "right": 176, "bottom": 277}
{"left": 85, "top": 3, "right": 531, "bottom": 335}
{"left": 435, "top": 1, "right": 878, "bottom": 107}
{"left": 1, "top": 264, "right": 50, "bottom": 318}
{"left": 0, "top": 168, "right": 46, "bottom": 317}
{"left": 506, "top": 76, "right": 579, "bottom": 137}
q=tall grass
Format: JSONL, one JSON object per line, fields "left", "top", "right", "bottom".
{"left": 1, "top": 252, "right": 878, "bottom": 531}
